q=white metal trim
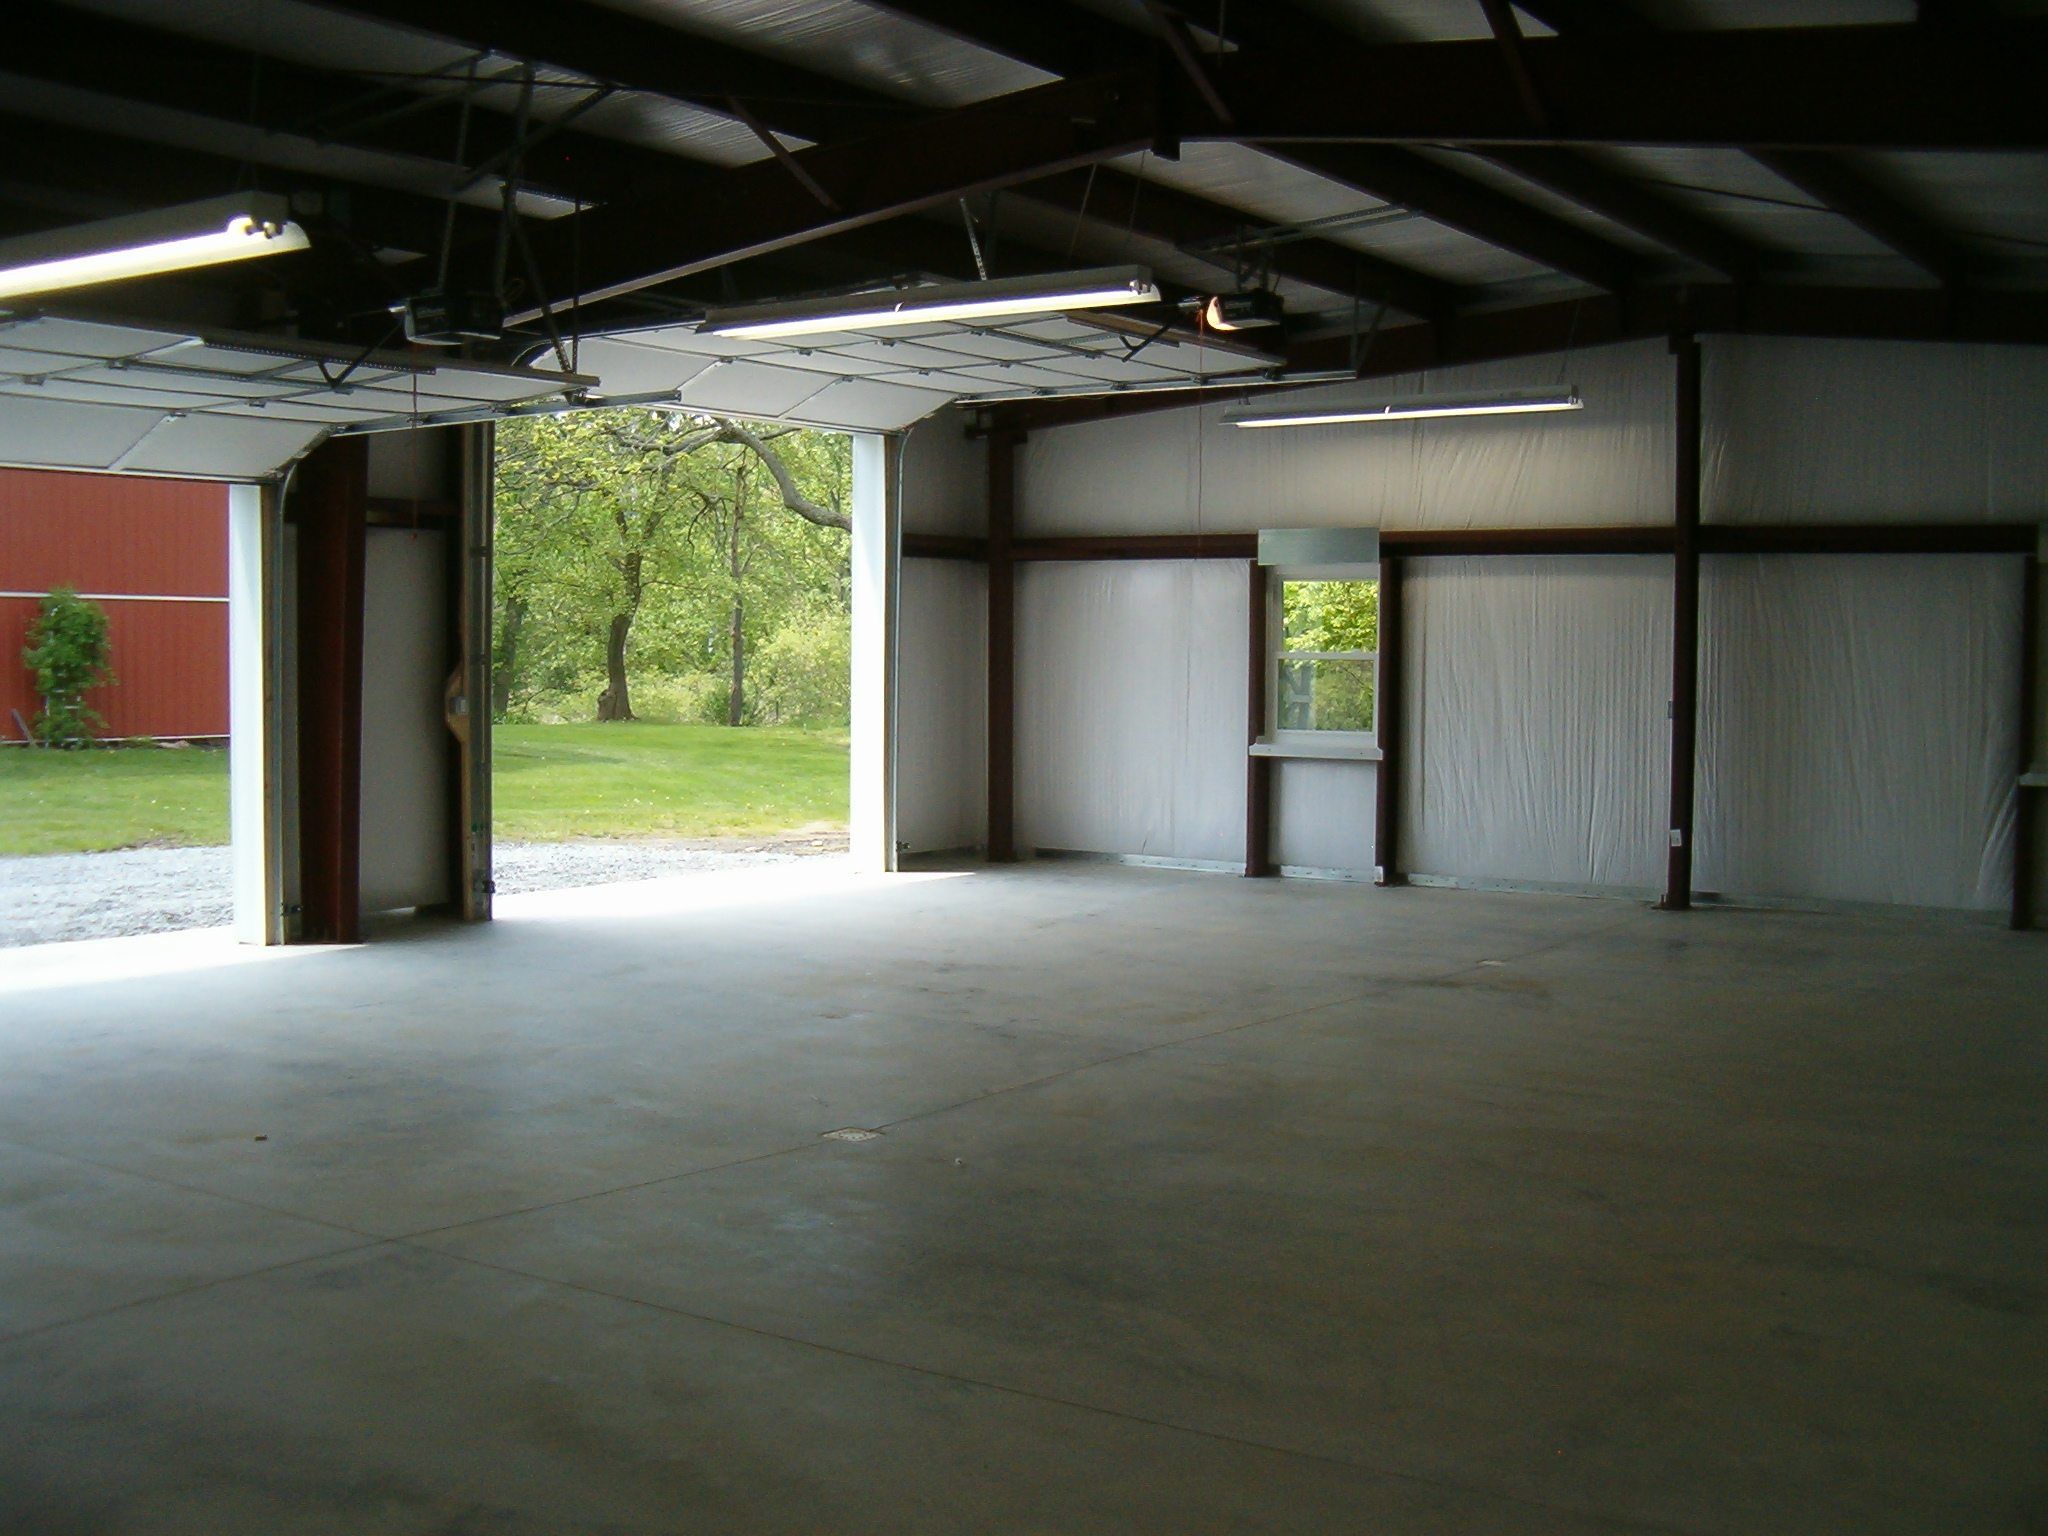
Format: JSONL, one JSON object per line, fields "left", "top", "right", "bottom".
{"left": 0, "top": 589, "right": 226, "bottom": 603}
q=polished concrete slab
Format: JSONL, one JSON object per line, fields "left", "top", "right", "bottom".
{"left": 2, "top": 862, "right": 2044, "bottom": 1534}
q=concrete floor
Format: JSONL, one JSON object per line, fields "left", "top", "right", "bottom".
{"left": 2, "top": 862, "right": 2044, "bottom": 1535}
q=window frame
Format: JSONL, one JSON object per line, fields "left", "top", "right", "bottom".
{"left": 1259, "top": 562, "right": 1383, "bottom": 760}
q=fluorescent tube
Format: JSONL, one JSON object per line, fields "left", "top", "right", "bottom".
{"left": 0, "top": 195, "right": 309, "bottom": 302}
{"left": 699, "top": 266, "right": 1161, "bottom": 339}
{"left": 1224, "top": 387, "right": 1583, "bottom": 428}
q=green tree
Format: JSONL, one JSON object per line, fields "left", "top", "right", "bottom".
{"left": 1278, "top": 578, "right": 1379, "bottom": 733}
{"left": 1281, "top": 578, "right": 1379, "bottom": 653}
{"left": 22, "top": 586, "right": 116, "bottom": 746}
{"left": 492, "top": 410, "right": 851, "bottom": 725}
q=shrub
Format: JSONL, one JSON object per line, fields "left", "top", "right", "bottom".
{"left": 23, "top": 586, "right": 115, "bottom": 746}
{"left": 750, "top": 619, "right": 851, "bottom": 727}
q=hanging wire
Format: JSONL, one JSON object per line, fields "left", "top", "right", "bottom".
{"left": 960, "top": 198, "right": 990, "bottom": 280}
{"left": 437, "top": 57, "right": 480, "bottom": 294}
{"left": 490, "top": 65, "right": 538, "bottom": 299}
{"left": 1062, "top": 163, "right": 1099, "bottom": 265}
{"left": 1119, "top": 151, "right": 1149, "bottom": 258}
{"left": 1350, "top": 292, "right": 1390, "bottom": 379}
{"left": 1557, "top": 296, "right": 1585, "bottom": 384}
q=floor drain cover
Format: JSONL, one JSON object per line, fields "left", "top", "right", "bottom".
{"left": 821, "top": 1127, "right": 882, "bottom": 1142}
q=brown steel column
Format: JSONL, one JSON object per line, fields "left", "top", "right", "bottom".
{"left": 1663, "top": 333, "right": 1703, "bottom": 911}
{"left": 986, "top": 429, "right": 1019, "bottom": 862}
{"left": 1245, "top": 560, "right": 1275, "bottom": 876}
{"left": 293, "top": 435, "right": 368, "bottom": 943}
{"left": 2015, "top": 551, "right": 2041, "bottom": 930}
{"left": 1374, "top": 554, "right": 1404, "bottom": 885}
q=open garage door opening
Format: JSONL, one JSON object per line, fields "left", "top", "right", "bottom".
{"left": 0, "top": 469, "right": 237, "bottom": 946}
{"left": 488, "top": 408, "right": 854, "bottom": 898}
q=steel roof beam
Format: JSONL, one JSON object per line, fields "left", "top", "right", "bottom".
{"left": 1268, "top": 144, "right": 1639, "bottom": 291}
{"left": 861, "top": 0, "right": 1120, "bottom": 80}
{"left": 9, "top": 3, "right": 589, "bottom": 204}
{"left": 1210, "top": 0, "right": 1752, "bottom": 279}
{"left": 296, "top": 0, "right": 1455, "bottom": 317}
{"left": 1212, "top": 26, "right": 2048, "bottom": 151}
{"left": 1512, "top": 0, "right": 1984, "bottom": 283}
{"left": 302, "top": 0, "right": 901, "bottom": 144}
{"left": 1479, "top": 148, "right": 1782, "bottom": 279}
{"left": 0, "top": 112, "right": 492, "bottom": 268}
{"left": 876, "top": 0, "right": 1757, "bottom": 285}
{"left": 508, "top": 68, "right": 1164, "bottom": 318}
{"left": 1014, "top": 168, "right": 1462, "bottom": 325}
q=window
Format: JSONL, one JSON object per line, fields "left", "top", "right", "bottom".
{"left": 1264, "top": 569, "right": 1379, "bottom": 754}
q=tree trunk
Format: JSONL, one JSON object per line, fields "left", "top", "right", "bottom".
{"left": 597, "top": 612, "right": 635, "bottom": 721}
{"left": 492, "top": 592, "right": 526, "bottom": 717}
{"left": 726, "top": 597, "right": 745, "bottom": 726}
{"left": 597, "top": 549, "right": 644, "bottom": 722}
{"left": 725, "top": 509, "right": 746, "bottom": 726}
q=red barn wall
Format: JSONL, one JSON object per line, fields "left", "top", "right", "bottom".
{"left": 0, "top": 469, "right": 229, "bottom": 739}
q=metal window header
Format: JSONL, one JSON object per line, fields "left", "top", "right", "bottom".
{"left": 1257, "top": 528, "right": 1380, "bottom": 567}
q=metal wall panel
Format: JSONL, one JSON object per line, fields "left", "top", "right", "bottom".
{"left": 0, "top": 595, "right": 227, "bottom": 739}
{"left": 0, "top": 468, "right": 229, "bottom": 738}
{"left": 0, "top": 468, "right": 227, "bottom": 595}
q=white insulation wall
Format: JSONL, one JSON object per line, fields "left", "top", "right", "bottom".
{"left": 1696, "top": 554, "right": 2021, "bottom": 909}
{"left": 1021, "top": 340, "right": 1674, "bottom": 535}
{"left": 1404, "top": 556, "right": 1673, "bottom": 894}
{"left": 1017, "top": 560, "right": 1245, "bottom": 864}
{"left": 896, "top": 418, "right": 988, "bottom": 854}
{"left": 962, "top": 335, "right": 2046, "bottom": 911}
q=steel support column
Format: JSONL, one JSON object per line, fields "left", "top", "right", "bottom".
{"left": 1375, "top": 554, "right": 1405, "bottom": 887}
{"left": 455, "top": 424, "right": 494, "bottom": 921}
{"left": 1663, "top": 334, "right": 1703, "bottom": 912}
{"left": 292, "top": 435, "right": 368, "bottom": 943}
{"left": 986, "top": 430, "right": 1020, "bottom": 862}
{"left": 1245, "top": 560, "right": 1274, "bottom": 877}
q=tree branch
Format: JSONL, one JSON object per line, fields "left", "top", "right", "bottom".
{"left": 716, "top": 417, "right": 850, "bottom": 531}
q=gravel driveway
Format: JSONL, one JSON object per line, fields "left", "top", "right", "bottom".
{"left": 0, "top": 835, "right": 845, "bottom": 947}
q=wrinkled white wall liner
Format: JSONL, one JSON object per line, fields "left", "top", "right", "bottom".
{"left": 897, "top": 560, "right": 986, "bottom": 854}
{"left": 1021, "top": 340, "right": 1675, "bottom": 535}
{"left": 1705, "top": 337, "right": 2048, "bottom": 524}
{"left": 1017, "top": 560, "right": 1245, "bottom": 865}
{"left": 891, "top": 335, "right": 2046, "bottom": 911}
{"left": 896, "top": 418, "right": 988, "bottom": 855}
{"left": 1404, "top": 556, "right": 1673, "bottom": 894}
{"left": 1697, "top": 555, "right": 2020, "bottom": 909}
{"left": 1273, "top": 757, "right": 1375, "bottom": 876}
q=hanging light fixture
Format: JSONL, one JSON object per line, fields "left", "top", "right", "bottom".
{"left": 0, "top": 194, "right": 310, "bottom": 303}
{"left": 698, "top": 266, "right": 1161, "bottom": 340}
{"left": 1223, "top": 385, "right": 1584, "bottom": 428}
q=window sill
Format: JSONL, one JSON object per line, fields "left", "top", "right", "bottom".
{"left": 1250, "top": 739, "right": 1383, "bottom": 763}
{"left": 2021, "top": 768, "right": 2048, "bottom": 790}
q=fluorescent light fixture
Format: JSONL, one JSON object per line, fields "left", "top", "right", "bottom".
{"left": 699, "top": 265, "right": 1160, "bottom": 339}
{"left": 0, "top": 194, "right": 309, "bottom": 302}
{"left": 1224, "top": 386, "right": 1583, "bottom": 428}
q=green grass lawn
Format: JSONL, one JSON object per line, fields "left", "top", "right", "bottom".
{"left": 0, "top": 745, "right": 231, "bottom": 856}
{"left": 493, "top": 721, "right": 847, "bottom": 842}
{"left": 0, "top": 723, "right": 847, "bottom": 856}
